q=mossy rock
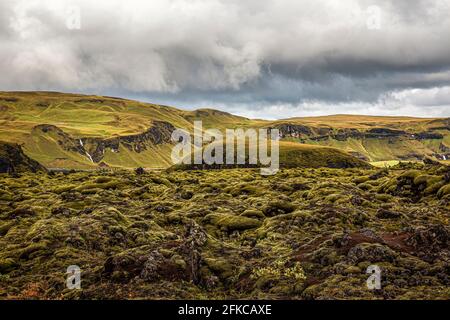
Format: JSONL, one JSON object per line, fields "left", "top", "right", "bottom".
{"left": 357, "top": 182, "right": 373, "bottom": 191}
{"left": 324, "top": 193, "right": 342, "bottom": 203}
{"left": 7, "top": 207, "right": 37, "bottom": 218}
{"left": 94, "top": 176, "right": 113, "bottom": 184}
{"left": 353, "top": 176, "right": 370, "bottom": 184}
{"left": 0, "top": 189, "right": 13, "bottom": 201}
{"left": 52, "top": 184, "right": 77, "bottom": 194}
{"left": 75, "top": 179, "right": 124, "bottom": 192}
{"left": 94, "top": 207, "right": 129, "bottom": 225}
{"left": 400, "top": 170, "right": 422, "bottom": 179}
{"left": 150, "top": 176, "right": 172, "bottom": 187}
{"left": 0, "top": 258, "right": 18, "bottom": 273}
{"left": 413, "top": 175, "right": 442, "bottom": 187}
{"left": 262, "top": 201, "right": 296, "bottom": 217}
{"left": 18, "top": 242, "right": 50, "bottom": 260}
{"left": 347, "top": 243, "right": 396, "bottom": 264}
{"left": 204, "top": 213, "right": 262, "bottom": 231}
{"left": 437, "top": 184, "right": 450, "bottom": 198}
{"left": 374, "top": 193, "right": 393, "bottom": 202}
{"left": 0, "top": 221, "right": 15, "bottom": 236}
{"left": 204, "top": 257, "right": 233, "bottom": 279}
{"left": 227, "top": 184, "right": 263, "bottom": 197}
{"left": 165, "top": 212, "right": 185, "bottom": 225}
{"left": 424, "top": 181, "right": 446, "bottom": 195}
{"left": 240, "top": 209, "right": 265, "bottom": 219}
{"left": 344, "top": 266, "right": 362, "bottom": 274}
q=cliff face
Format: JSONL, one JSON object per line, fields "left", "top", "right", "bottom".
{"left": 0, "top": 142, "right": 46, "bottom": 173}
{"left": 31, "top": 121, "right": 176, "bottom": 167}
{"left": 275, "top": 124, "right": 444, "bottom": 141}
{"left": 81, "top": 121, "right": 175, "bottom": 162}
{"left": 272, "top": 123, "right": 450, "bottom": 161}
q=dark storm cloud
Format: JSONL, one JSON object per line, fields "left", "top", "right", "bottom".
{"left": 0, "top": 0, "right": 450, "bottom": 118}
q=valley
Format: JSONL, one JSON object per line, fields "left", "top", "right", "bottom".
{"left": 1, "top": 92, "right": 449, "bottom": 170}
{"left": 0, "top": 91, "right": 449, "bottom": 300}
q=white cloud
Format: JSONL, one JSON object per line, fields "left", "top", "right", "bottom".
{"left": 0, "top": 0, "right": 450, "bottom": 118}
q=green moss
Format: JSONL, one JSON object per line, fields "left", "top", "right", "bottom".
{"left": 324, "top": 193, "right": 341, "bottom": 203}
{"left": 0, "top": 221, "right": 15, "bottom": 236}
{"left": 437, "top": 184, "right": 450, "bottom": 198}
{"left": 204, "top": 257, "right": 233, "bottom": 279}
{"left": 262, "top": 201, "right": 296, "bottom": 217}
{"left": 0, "top": 258, "right": 18, "bottom": 273}
{"left": 150, "top": 176, "right": 172, "bottom": 187}
{"left": 413, "top": 175, "right": 443, "bottom": 187}
{"left": 240, "top": 209, "right": 265, "bottom": 219}
{"left": 75, "top": 179, "right": 123, "bottom": 192}
{"left": 353, "top": 176, "right": 370, "bottom": 184}
{"left": 204, "top": 213, "right": 261, "bottom": 231}
{"left": 252, "top": 259, "right": 306, "bottom": 283}
{"left": 52, "top": 184, "right": 77, "bottom": 194}
{"left": 0, "top": 166, "right": 449, "bottom": 300}
{"left": 375, "top": 193, "right": 393, "bottom": 202}
{"left": 424, "top": 181, "right": 446, "bottom": 195}
{"left": 18, "top": 242, "right": 49, "bottom": 260}
{"left": 357, "top": 182, "right": 373, "bottom": 191}
{"left": 344, "top": 266, "right": 362, "bottom": 274}
{"left": 171, "top": 255, "right": 187, "bottom": 270}
{"left": 227, "top": 184, "right": 263, "bottom": 196}
{"left": 165, "top": 212, "right": 186, "bottom": 225}
{"left": 0, "top": 189, "right": 13, "bottom": 201}
{"left": 94, "top": 176, "right": 113, "bottom": 183}
{"left": 400, "top": 170, "right": 422, "bottom": 179}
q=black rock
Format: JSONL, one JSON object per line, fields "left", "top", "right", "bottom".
{"left": 135, "top": 167, "right": 145, "bottom": 175}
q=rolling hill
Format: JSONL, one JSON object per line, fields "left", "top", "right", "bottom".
{"left": 0, "top": 91, "right": 449, "bottom": 169}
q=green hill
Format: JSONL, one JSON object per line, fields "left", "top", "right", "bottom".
{"left": 268, "top": 115, "right": 450, "bottom": 162}
{"left": 0, "top": 91, "right": 448, "bottom": 169}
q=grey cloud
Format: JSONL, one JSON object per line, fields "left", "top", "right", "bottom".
{"left": 0, "top": 0, "right": 450, "bottom": 118}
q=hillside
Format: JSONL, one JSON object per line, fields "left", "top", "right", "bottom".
{"left": 270, "top": 115, "right": 450, "bottom": 162}
{"left": 0, "top": 142, "right": 46, "bottom": 174}
{"left": 0, "top": 91, "right": 449, "bottom": 169}
{"left": 173, "top": 141, "right": 370, "bottom": 171}
{"left": 1, "top": 92, "right": 450, "bottom": 301}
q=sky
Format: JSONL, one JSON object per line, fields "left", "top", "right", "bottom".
{"left": 1, "top": 0, "right": 450, "bottom": 119}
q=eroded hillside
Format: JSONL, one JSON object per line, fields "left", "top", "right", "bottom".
{"left": 1, "top": 92, "right": 449, "bottom": 169}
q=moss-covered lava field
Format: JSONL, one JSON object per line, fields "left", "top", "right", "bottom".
{"left": 0, "top": 163, "right": 449, "bottom": 300}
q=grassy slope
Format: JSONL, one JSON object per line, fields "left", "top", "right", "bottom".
{"left": 278, "top": 141, "right": 370, "bottom": 168}
{"left": 273, "top": 115, "right": 450, "bottom": 162}
{"left": 278, "top": 114, "right": 439, "bottom": 130}
{"left": 1, "top": 91, "right": 448, "bottom": 168}
{"left": 175, "top": 140, "right": 370, "bottom": 170}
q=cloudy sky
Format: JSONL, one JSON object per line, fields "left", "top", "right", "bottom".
{"left": 1, "top": 0, "right": 450, "bottom": 119}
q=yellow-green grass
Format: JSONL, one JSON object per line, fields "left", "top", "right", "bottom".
{"left": 0, "top": 92, "right": 268, "bottom": 140}
{"left": 278, "top": 141, "right": 370, "bottom": 168}
{"left": 175, "top": 140, "right": 370, "bottom": 170}
{"left": 370, "top": 160, "right": 401, "bottom": 168}
{"left": 4, "top": 92, "right": 445, "bottom": 139}
{"left": 277, "top": 114, "right": 443, "bottom": 130}
{"left": 1, "top": 91, "right": 449, "bottom": 169}
{"left": 101, "top": 143, "right": 174, "bottom": 169}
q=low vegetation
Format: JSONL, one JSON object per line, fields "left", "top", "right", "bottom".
{"left": 0, "top": 162, "right": 448, "bottom": 300}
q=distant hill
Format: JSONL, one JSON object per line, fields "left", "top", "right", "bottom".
{"left": 270, "top": 115, "right": 450, "bottom": 162}
{"left": 0, "top": 91, "right": 448, "bottom": 169}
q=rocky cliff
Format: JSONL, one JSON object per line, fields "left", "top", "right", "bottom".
{"left": 0, "top": 142, "right": 46, "bottom": 173}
